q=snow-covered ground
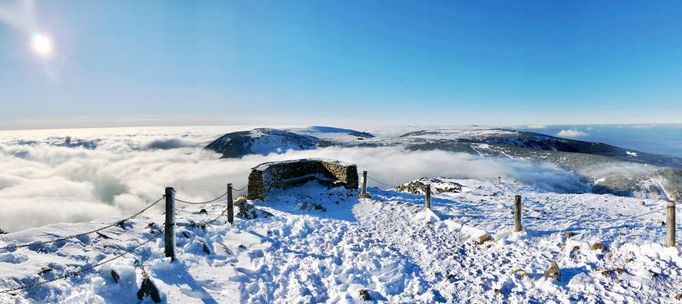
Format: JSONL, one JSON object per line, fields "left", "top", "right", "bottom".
{"left": 1, "top": 179, "right": 680, "bottom": 303}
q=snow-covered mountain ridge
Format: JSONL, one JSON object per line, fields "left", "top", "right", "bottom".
{"left": 0, "top": 179, "right": 679, "bottom": 303}
{"left": 205, "top": 127, "right": 682, "bottom": 201}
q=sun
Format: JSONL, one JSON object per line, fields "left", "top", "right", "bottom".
{"left": 31, "top": 33, "right": 54, "bottom": 58}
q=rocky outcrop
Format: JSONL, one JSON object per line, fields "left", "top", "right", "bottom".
{"left": 247, "top": 159, "right": 358, "bottom": 200}
{"left": 396, "top": 177, "right": 463, "bottom": 195}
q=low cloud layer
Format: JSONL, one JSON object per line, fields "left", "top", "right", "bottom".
{"left": 556, "top": 129, "right": 588, "bottom": 138}
{"left": 0, "top": 127, "right": 589, "bottom": 232}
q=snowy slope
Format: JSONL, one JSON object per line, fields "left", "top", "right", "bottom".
{"left": 1, "top": 179, "right": 680, "bottom": 303}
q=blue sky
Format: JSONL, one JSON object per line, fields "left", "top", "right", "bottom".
{"left": 1, "top": 1, "right": 681, "bottom": 129}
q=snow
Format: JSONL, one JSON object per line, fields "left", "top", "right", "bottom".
{"left": 1, "top": 179, "right": 681, "bottom": 303}
{"left": 400, "top": 129, "right": 518, "bottom": 141}
{"left": 291, "top": 126, "right": 373, "bottom": 142}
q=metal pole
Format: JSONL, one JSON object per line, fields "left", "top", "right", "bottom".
{"left": 164, "top": 187, "right": 176, "bottom": 260}
{"left": 227, "top": 183, "right": 234, "bottom": 224}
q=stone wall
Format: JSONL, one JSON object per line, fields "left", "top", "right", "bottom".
{"left": 247, "top": 159, "right": 358, "bottom": 200}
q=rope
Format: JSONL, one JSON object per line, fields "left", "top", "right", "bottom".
{"left": 536, "top": 207, "right": 667, "bottom": 224}
{"left": 205, "top": 208, "right": 228, "bottom": 224}
{"left": 367, "top": 176, "right": 396, "bottom": 188}
{"left": 232, "top": 185, "right": 247, "bottom": 192}
{"left": 0, "top": 231, "right": 162, "bottom": 295}
{"left": 0, "top": 196, "right": 165, "bottom": 251}
{"left": 176, "top": 192, "right": 227, "bottom": 205}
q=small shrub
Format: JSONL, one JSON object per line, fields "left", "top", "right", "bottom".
{"left": 591, "top": 243, "right": 606, "bottom": 251}
{"left": 478, "top": 234, "right": 492, "bottom": 245}
{"left": 544, "top": 261, "right": 561, "bottom": 282}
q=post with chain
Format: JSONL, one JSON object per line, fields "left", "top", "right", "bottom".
{"left": 667, "top": 200, "right": 676, "bottom": 247}
{"left": 359, "top": 170, "right": 371, "bottom": 199}
{"left": 164, "top": 187, "right": 176, "bottom": 260}
{"left": 425, "top": 184, "right": 431, "bottom": 209}
{"left": 227, "top": 183, "right": 234, "bottom": 224}
{"left": 514, "top": 195, "right": 523, "bottom": 232}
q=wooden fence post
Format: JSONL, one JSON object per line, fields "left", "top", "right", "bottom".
{"left": 227, "top": 183, "right": 234, "bottom": 224}
{"left": 667, "top": 200, "right": 676, "bottom": 247}
{"left": 359, "top": 171, "right": 371, "bottom": 198}
{"left": 425, "top": 184, "right": 431, "bottom": 209}
{"left": 514, "top": 195, "right": 523, "bottom": 232}
{"left": 164, "top": 187, "right": 176, "bottom": 260}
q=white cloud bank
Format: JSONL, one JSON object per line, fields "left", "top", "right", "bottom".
{"left": 556, "top": 129, "right": 588, "bottom": 138}
{"left": 0, "top": 127, "right": 588, "bottom": 232}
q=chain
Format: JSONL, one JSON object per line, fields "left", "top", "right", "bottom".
{"left": 367, "top": 176, "right": 396, "bottom": 188}
{"left": 176, "top": 192, "right": 227, "bottom": 205}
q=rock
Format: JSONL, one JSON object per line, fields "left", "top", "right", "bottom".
{"left": 359, "top": 289, "right": 372, "bottom": 301}
{"left": 200, "top": 240, "right": 211, "bottom": 255}
{"left": 236, "top": 200, "right": 273, "bottom": 220}
{"left": 675, "top": 293, "right": 681, "bottom": 300}
{"left": 147, "top": 222, "right": 158, "bottom": 233}
{"left": 656, "top": 220, "right": 666, "bottom": 225}
{"left": 544, "top": 261, "right": 561, "bottom": 281}
{"left": 137, "top": 274, "right": 161, "bottom": 303}
{"left": 0, "top": 228, "right": 7, "bottom": 234}
{"left": 564, "top": 231, "right": 575, "bottom": 238}
{"left": 591, "top": 243, "right": 606, "bottom": 251}
{"left": 615, "top": 268, "right": 625, "bottom": 274}
{"left": 396, "top": 177, "right": 463, "bottom": 195}
{"left": 247, "top": 159, "right": 358, "bottom": 200}
{"left": 111, "top": 270, "right": 120, "bottom": 283}
{"left": 188, "top": 220, "right": 206, "bottom": 230}
{"left": 298, "top": 202, "right": 327, "bottom": 212}
{"left": 478, "top": 234, "right": 492, "bottom": 245}
{"left": 199, "top": 208, "right": 207, "bottom": 214}
{"left": 38, "top": 267, "right": 52, "bottom": 275}
{"left": 569, "top": 246, "right": 581, "bottom": 257}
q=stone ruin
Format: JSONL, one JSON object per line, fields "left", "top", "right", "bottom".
{"left": 246, "top": 159, "right": 359, "bottom": 200}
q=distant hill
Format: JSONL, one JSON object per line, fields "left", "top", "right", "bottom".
{"left": 205, "top": 126, "right": 682, "bottom": 200}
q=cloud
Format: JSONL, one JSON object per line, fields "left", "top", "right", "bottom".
{"left": 0, "top": 127, "right": 589, "bottom": 232}
{"left": 556, "top": 129, "right": 588, "bottom": 138}
{"left": 525, "top": 125, "right": 547, "bottom": 129}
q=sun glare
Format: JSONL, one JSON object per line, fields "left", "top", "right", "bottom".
{"left": 31, "top": 33, "right": 54, "bottom": 58}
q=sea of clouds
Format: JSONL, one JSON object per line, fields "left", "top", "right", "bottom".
{"left": 0, "top": 126, "right": 588, "bottom": 232}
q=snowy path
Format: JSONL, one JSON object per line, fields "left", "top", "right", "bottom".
{"left": 354, "top": 181, "right": 682, "bottom": 303}
{"left": 1, "top": 179, "right": 682, "bottom": 303}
